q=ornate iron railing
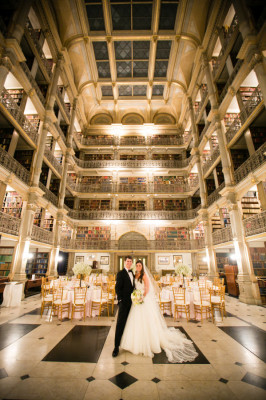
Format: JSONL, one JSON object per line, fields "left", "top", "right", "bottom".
{"left": 20, "top": 62, "right": 46, "bottom": 105}
{"left": 44, "top": 147, "right": 63, "bottom": 175}
{"left": 31, "top": 225, "right": 54, "bottom": 244}
{"left": 25, "top": 19, "right": 52, "bottom": 78}
{"left": 0, "top": 146, "right": 31, "bottom": 185}
{"left": 68, "top": 209, "right": 198, "bottom": 220}
{"left": 199, "top": 121, "right": 211, "bottom": 144}
{"left": 244, "top": 211, "right": 266, "bottom": 237}
{"left": 219, "top": 59, "right": 243, "bottom": 103}
{"left": 55, "top": 122, "right": 67, "bottom": 145}
{"left": 73, "top": 157, "right": 191, "bottom": 169}
{"left": 234, "top": 143, "right": 266, "bottom": 184}
{"left": 202, "top": 146, "right": 220, "bottom": 175}
{"left": 0, "top": 211, "right": 21, "bottom": 236}
{"left": 60, "top": 238, "right": 205, "bottom": 251}
{"left": 207, "top": 182, "right": 225, "bottom": 206}
{"left": 56, "top": 88, "right": 70, "bottom": 120}
{"left": 39, "top": 182, "right": 59, "bottom": 207}
{"left": 212, "top": 226, "right": 233, "bottom": 245}
{"left": 0, "top": 88, "right": 39, "bottom": 145}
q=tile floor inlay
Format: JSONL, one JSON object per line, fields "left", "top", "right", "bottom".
{"left": 0, "top": 368, "right": 8, "bottom": 379}
{"left": 241, "top": 372, "right": 266, "bottom": 390}
{"left": 219, "top": 326, "right": 266, "bottom": 362}
{"left": 0, "top": 323, "right": 39, "bottom": 351}
{"left": 152, "top": 327, "right": 209, "bottom": 364}
{"left": 42, "top": 325, "right": 110, "bottom": 363}
{"left": 109, "top": 371, "right": 137, "bottom": 389}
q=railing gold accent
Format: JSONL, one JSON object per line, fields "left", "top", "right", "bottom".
{"left": 0, "top": 146, "right": 30, "bottom": 185}
{"left": 68, "top": 209, "right": 198, "bottom": 220}
{"left": 0, "top": 211, "right": 21, "bottom": 236}
{"left": 31, "top": 225, "right": 54, "bottom": 245}
{"left": 212, "top": 226, "right": 233, "bottom": 245}
{"left": 0, "top": 88, "right": 39, "bottom": 145}
{"left": 244, "top": 211, "right": 266, "bottom": 237}
{"left": 234, "top": 143, "right": 266, "bottom": 184}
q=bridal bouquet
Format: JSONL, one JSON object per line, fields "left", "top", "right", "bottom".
{"left": 131, "top": 289, "right": 144, "bottom": 306}
{"left": 174, "top": 263, "right": 191, "bottom": 277}
{"left": 72, "top": 262, "right": 92, "bottom": 277}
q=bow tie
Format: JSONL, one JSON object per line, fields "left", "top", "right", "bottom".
{"left": 128, "top": 270, "right": 133, "bottom": 274}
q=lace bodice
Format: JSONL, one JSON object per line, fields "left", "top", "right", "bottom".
{"left": 135, "top": 279, "right": 144, "bottom": 291}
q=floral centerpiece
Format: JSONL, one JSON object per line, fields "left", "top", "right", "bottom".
{"left": 72, "top": 263, "right": 92, "bottom": 286}
{"left": 174, "top": 263, "right": 191, "bottom": 277}
{"left": 131, "top": 289, "right": 144, "bottom": 306}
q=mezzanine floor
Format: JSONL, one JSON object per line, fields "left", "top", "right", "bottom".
{"left": 0, "top": 295, "right": 265, "bottom": 400}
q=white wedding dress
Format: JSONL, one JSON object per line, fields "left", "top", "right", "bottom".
{"left": 120, "top": 278, "right": 198, "bottom": 363}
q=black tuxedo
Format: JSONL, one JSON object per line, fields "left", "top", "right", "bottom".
{"left": 114, "top": 268, "right": 135, "bottom": 348}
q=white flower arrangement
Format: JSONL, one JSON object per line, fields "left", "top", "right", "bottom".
{"left": 131, "top": 289, "right": 144, "bottom": 306}
{"left": 174, "top": 263, "right": 191, "bottom": 277}
{"left": 72, "top": 262, "right": 92, "bottom": 277}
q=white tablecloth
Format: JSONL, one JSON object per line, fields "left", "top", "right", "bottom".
{"left": 2, "top": 282, "right": 24, "bottom": 307}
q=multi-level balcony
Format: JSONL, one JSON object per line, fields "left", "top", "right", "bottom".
{"left": 244, "top": 211, "right": 266, "bottom": 237}
{"left": 0, "top": 146, "right": 31, "bottom": 185}
{"left": 219, "top": 59, "right": 244, "bottom": 103}
{"left": 0, "top": 88, "right": 39, "bottom": 146}
{"left": 56, "top": 88, "right": 70, "bottom": 122}
{"left": 212, "top": 226, "right": 233, "bottom": 245}
{"left": 31, "top": 225, "right": 54, "bottom": 245}
{"left": 20, "top": 61, "right": 46, "bottom": 106}
{"left": 38, "top": 182, "right": 59, "bottom": 207}
{"left": 44, "top": 146, "right": 63, "bottom": 176}
{"left": 0, "top": 211, "right": 21, "bottom": 236}
{"left": 202, "top": 146, "right": 220, "bottom": 176}
{"left": 234, "top": 142, "right": 266, "bottom": 185}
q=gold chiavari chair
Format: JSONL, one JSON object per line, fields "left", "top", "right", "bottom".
{"left": 158, "top": 291, "right": 172, "bottom": 317}
{"left": 71, "top": 287, "right": 87, "bottom": 321}
{"left": 91, "top": 284, "right": 109, "bottom": 318}
{"left": 40, "top": 285, "right": 53, "bottom": 317}
{"left": 107, "top": 282, "right": 116, "bottom": 315}
{"left": 210, "top": 285, "right": 226, "bottom": 323}
{"left": 50, "top": 287, "right": 70, "bottom": 321}
{"left": 193, "top": 288, "right": 211, "bottom": 323}
{"left": 172, "top": 287, "right": 190, "bottom": 322}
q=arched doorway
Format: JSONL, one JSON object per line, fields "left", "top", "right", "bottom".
{"left": 118, "top": 232, "right": 148, "bottom": 270}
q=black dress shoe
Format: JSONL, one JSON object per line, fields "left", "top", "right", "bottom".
{"left": 112, "top": 347, "right": 119, "bottom": 357}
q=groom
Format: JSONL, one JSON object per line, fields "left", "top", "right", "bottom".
{"left": 112, "top": 255, "right": 135, "bottom": 357}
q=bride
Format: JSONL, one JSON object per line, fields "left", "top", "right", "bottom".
{"left": 120, "top": 260, "right": 198, "bottom": 363}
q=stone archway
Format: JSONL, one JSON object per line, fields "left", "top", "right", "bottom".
{"left": 118, "top": 231, "right": 148, "bottom": 250}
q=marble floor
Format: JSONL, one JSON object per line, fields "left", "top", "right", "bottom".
{"left": 0, "top": 295, "right": 265, "bottom": 400}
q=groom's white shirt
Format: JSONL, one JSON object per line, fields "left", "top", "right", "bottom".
{"left": 124, "top": 267, "right": 133, "bottom": 285}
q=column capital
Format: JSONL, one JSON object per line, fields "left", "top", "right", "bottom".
{"left": 201, "top": 52, "right": 209, "bottom": 68}
{"left": 0, "top": 54, "right": 13, "bottom": 71}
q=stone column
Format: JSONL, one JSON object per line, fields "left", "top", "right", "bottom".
{"left": 48, "top": 213, "right": 63, "bottom": 276}
{"left": 253, "top": 56, "right": 266, "bottom": 104}
{"left": 8, "top": 0, "right": 33, "bottom": 44}
{"left": 58, "top": 152, "right": 71, "bottom": 209}
{"left": 191, "top": 253, "right": 198, "bottom": 277}
{"left": 223, "top": 188, "right": 261, "bottom": 304}
{"left": 0, "top": 52, "right": 13, "bottom": 93}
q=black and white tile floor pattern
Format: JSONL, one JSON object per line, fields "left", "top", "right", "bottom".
{"left": 0, "top": 294, "right": 265, "bottom": 400}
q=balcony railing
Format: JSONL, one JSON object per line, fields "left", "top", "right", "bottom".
{"left": 0, "top": 146, "right": 30, "bottom": 185}
{"left": 74, "top": 157, "right": 191, "bottom": 169}
{"left": 68, "top": 209, "right": 198, "bottom": 220}
{"left": 55, "top": 122, "right": 67, "bottom": 145}
{"left": 74, "top": 180, "right": 198, "bottom": 194}
{"left": 234, "top": 142, "right": 266, "bottom": 184}
{"left": 202, "top": 146, "right": 220, "bottom": 175}
{"left": 25, "top": 19, "right": 52, "bottom": 78}
{"left": 56, "top": 88, "right": 70, "bottom": 120}
{"left": 44, "top": 147, "right": 63, "bottom": 175}
{"left": 20, "top": 62, "right": 45, "bottom": 105}
{"left": 31, "top": 225, "right": 54, "bottom": 245}
{"left": 39, "top": 182, "right": 59, "bottom": 207}
{"left": 0, "top": 211, "right": 21, "bottom": 236}
{"left": 0, "top": 88, "right": 39, "bottom": 145}
{"left": 74, "top": 133, "right": 186, "bottom": 147}
{"left": 60, "top": 238, "right": 204, "bottom": 251}
{"left": 199, "top": 121, "right": 211, "bottom": 144}
{"left": 226, "top": 86, "right": 263, "bottom": 144}
{"left": 212, "top": 226, "right": 233, "bottom": 245}
{"left": 244, "top": 211, "right": 266, "bottom": 237}
{"left": 207, "top": 182, "right": 225, "bottom": 207}
{"left": 219, "top": 59, "right": 243, "bottom": 103}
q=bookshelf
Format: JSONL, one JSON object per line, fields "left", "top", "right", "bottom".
{"left": 230, "top": 149, "right": 250, "bottom": 170}
{"left": 206, "top": 178, "right": 216, "bottom": 195}
{"left": 46, "top": 135, "right": 54, "bottom": 150}
{"left": 120, "top": 154, "right": 145, "bottom": 160}
{"left": 119, "top": 201, "right": 146, "bottom": 211}
{"left": 85, "top": 135, "right": 113, "bottom": 145}
{"left": 79, "top": 199, "right": 111, "bottom": 210}
{"left": 61, "top": 222, "right": 72, "bottom": 239}
{"left": 189, "top": 173, "right": 198, "bottom": 186}
{"left": 192, "top": 196, "right": 201, "bottom": 208}
{"left": 49, "top": 178, "right": 60, "bottom": 195}
{"left": 0, "top": 128, "right": 13, "bottom": 151}
{"left": 0, "top": 247, "right": 14, "bottom": 277}
{"left": 150, "top": 135, "right": 180, "bottom": 145}
{"left": 221, "top": 207, "right": 230, "bottom": 226}
{"left": 25, "top": 114, "right": 40, "bottom": 131}
{"left": 6, "top": 89, "right": 24, "bottom": 106}
{"left": 120, "top": 136, "right": 145, "bottom": 145}
{"left": 194, "top": 223, "right": 204, "bottom": 239}
{"left": 2, "top": 191, "right": 23, "bottom": 218}
{"left": 152, "top": 154, "right": 181, "bottom": 160}
{"left": 249, "top": 246, "right": 266, "bottom": 304}
{"left": 64, "top": 197, "right": 74, "bottom": 209}
{"left": 76, "top": 226, "right": 111, "bottom": 240}
{"left": 120, "top": 177, "right": 146, "bottom": 184}
{"left": 249, "top": 127, "right": 266, "bottom": 151}
{"left": 211, "top": 133, "right": 218, "bottom": 148}
{"left": 84, "top": 154, "right": 113, "bottom": 160}
{"left": 155, "top": 227, "right": 189, "bottom": 241}
{"left": 223, "top": 113, "right": 240, "bottom": 128}
{"left": 154, "top": 199, "right": 186, "bottom": 211}
{"left": 211, "top": 211, "right": 222, "bottom": 231}
{"left": 14, "top": 149, "right": 34, "bottom": 171}
{"left": 154, "top": 176, "right": 184, "bottom": 185}
{"left": 33, "top": 208, "right": 42, "bottom": 227}
{"left": 239, "top": 87, "right": 256, "bottom": 104}
{"left": 80, "top": 176, "right": 112, "bottom": 185}
{"left": 241, "top": 190, "right": 260, "bottom": 219}
{"left": 54, "top": 151, "right": 63, "bottom": 164}
{"left": 43, "top": 211, "right": 54, "bottom": 231}
{"left": 25, "top": 251, "right": 49, "bottom": 276}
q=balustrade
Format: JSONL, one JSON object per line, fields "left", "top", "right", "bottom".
{"left": 202, "top": 146, "right": 220, "bottom": 175}
{"left": 0, "top": 88, "right": 39, "bottom": 145}
{"left": 39, "top": 182, "right": 59, "bottom": 207}
{"left": 68, "top": 209, "right": 198, "bottom": 220}
{"left": 219, "top": 59, "right": 243, "bottom": 103}
{"left": 199, "top": 121, "right": 211, "bottom": 144}
{"left": 31, "top": 225, "right": 54, "bottom": 245}
{"left": 44, "top": 147, "right": 63, "bottom": 175}
{"left": 244, "top": 211, "right": 266, "bottom": 237}
{"left": 207, "top": 182, "right": 225, "bottom": 206}
{"left": 74, "top": 134, "right": 185, "bottom": 147}
{"left": 73, "top": 157, "right": 191, "bottom": 169}
{"left": 0, "top": 211, "right": 21, "bottom": 236}
{"left": 54, "top": 122, "right": 67, "bottom": 145}
{"left": 56, "top": 88, "right": 70, "bottom": 120}
{"left": 212, "top": 226, "right": 233, "bottom": 245}
{"left": 234, "top": 142, "right": 266, "bottom": 184}
{"left": 0, "top": 146, "right": 30, "bottom": 185}
{"left": 20, "top": 62, "right": 45, "bottom": 105}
